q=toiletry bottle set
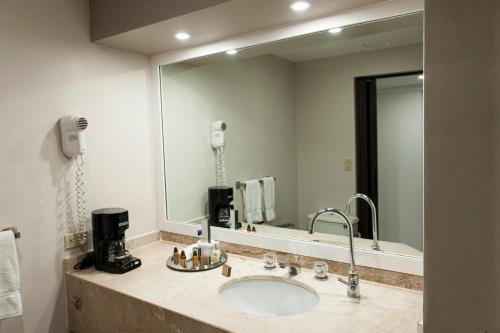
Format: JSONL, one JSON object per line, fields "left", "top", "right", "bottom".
{"left": 168, "top": 219, "right": 225, "bottom": 271}
{"left": 170, "top": 244, "right": 223, "bottom": 268}
{"left": 246, "top": 225, "right": 256, "bottom": 232}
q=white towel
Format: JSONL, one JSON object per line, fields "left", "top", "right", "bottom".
{"left": 243, "top": 180, "right": 263, "bottom": 224}
{"left": 0, "top": 231, "right": 22, "bottom": 321}
{"left": 261, "top": 177, "right": 276, "bottom": 221}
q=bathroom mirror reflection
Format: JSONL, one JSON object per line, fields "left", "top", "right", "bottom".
{"left": 160, "top": 12, "right": 423, "bottom": 258}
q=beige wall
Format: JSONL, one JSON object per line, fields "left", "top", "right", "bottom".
{"left": 0, "top": 0, "right": 157, "bottom": 332}
{"left": 424, "top": 0, "right": 500, "bottom": 332}
{"left": 89, "top": 0, "right": 230, "bottom": 41}
{"left": 295, "top": 44, "right": 423, "bottom": 229}
{"left": 161, "top": 55, "right": 298, "bottom": 225}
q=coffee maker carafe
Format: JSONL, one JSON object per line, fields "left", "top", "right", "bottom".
{"left": 92, "top": 208, "right": 141, "bottom": 274}
{"left": 208, "top": 186, "right": 234, "bottom": 228}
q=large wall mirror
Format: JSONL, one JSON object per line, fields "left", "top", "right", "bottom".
{"left": 160, "top": 12, "right": 423, "bottom": 259}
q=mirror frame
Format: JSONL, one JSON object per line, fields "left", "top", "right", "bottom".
{"left": 150, "top": 0, "right": 425, "bottom": 276}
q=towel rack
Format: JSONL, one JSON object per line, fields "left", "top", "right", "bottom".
{"left": 235, "top": 177, "right": 276, "bottom": 189}
{"left": 1, "top": 226, "right": 21, "bottom": 239}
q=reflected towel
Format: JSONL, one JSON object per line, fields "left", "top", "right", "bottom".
{"left": 243, "top": 180, "right": 263, "bottom": 224}
{"left": 0, "top": 231, "right": 22, "bottom": 321}
{"left": 261, "top": 177, "right": 276, "bottom": 221}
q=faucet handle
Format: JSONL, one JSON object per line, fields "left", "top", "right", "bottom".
{"left": 338, "top": 277, "right": 357, "bottom": 290}
{"left": 338, "top": 273, "right": 361, "bottom": 298}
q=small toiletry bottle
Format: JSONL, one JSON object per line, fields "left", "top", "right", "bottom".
{"left": 251, "top": 226, "right": 256, "bottom": 232}
{"left": 247, "top": 225, "right": 251, "bottom": 232}
{"left": 180, "top": 250, "right": 186, "bottom": 268}
{"left": 192, "top": 249, "right": 199, "bottom": 269}
{"left": 229, "top": 207, "right": 235, "bottom": 229}
{"left": 173, "top": 247, "right": 180, "bottom": 265}
{"left": 198, "top": 219, "right": 215, "bottom": 266}
{"left": 211, "top": 243, "right": 221, "bottom": 264}
{"left": 201, "top": 256, "right": 209, "bottom": 266}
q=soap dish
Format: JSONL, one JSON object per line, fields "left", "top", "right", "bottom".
{"left": 166, "top": 251, "right": 228, "bottom": 272}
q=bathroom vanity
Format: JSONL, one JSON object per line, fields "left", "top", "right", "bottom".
{"left": 66, "top": 240, "right": 422, "bottom": 333}
{"left": 66, "top": 3, "right": 425, "bottom": 333}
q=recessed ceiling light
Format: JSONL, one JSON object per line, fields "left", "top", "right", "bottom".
{"left": 328, "top": 27, "right": 343, "bottom": 34}
{"left": 175, "top": 32, "right": 191, "bottom": 41}
{"left": 290, "top": 1, "right": 311, "bottom": 12}
{"left": 226, "top": 49, "right": 238, "bottom": 55}
{"left": 418, "top": 74, "right": 424, "bottom": 80}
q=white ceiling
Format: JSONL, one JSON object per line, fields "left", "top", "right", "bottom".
{"left": 272, "top": 26, "right": 422, "bottom": 62}
{"left": 269, "top": 12, "right": 422, "bottom": 62}
{"left": 95, "top": 0, "right": 417, "bottom": 56}
{"left": 182, "top": 12, "right": 423, "bottom": 66}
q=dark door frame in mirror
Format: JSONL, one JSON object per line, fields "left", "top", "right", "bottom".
{"left": 354, "top": 70, "right": 423, "bottom": 239}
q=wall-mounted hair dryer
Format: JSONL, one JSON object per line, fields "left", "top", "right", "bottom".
{"left": 60, "top": 115, "right": 89, "bottom": 248}
{"left": 211, "top": 120, "right": 227, "bottom": 148}
{"left": 211, "top": 120, "right": 227, "bottom": 186}
{"left": 60, "top": 115, "right": 88, "bottom": 158}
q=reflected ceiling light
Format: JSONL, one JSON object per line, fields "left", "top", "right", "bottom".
{"left": 226, "top": 49, "right": 238, "bottom": 55}
{"left": 175, "top": 32, "right": 191, "bottom": 41}
{"left": 418, "top": 74, "right": 424, "bottom": 80}
{"left": 290, "top": 1, "right": 311, "bottom": 12}
{"left": 328, "top": 27, "right": 343, "bottom": 34}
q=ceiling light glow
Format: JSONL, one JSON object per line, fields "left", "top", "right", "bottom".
{"left": 328, "top": 27, "right": 343, "bottom": 34}
{"left": 175, "top": 32, "right": 191, "bottom": 41}
{"left": 226, "top": 49, "right": 238, "bottom": 55}
{"left": 290, "top": 1, "right": 311, "bottom": 12}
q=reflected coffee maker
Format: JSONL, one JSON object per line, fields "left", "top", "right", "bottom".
{"left": 92, "top": 208, "right": 141, "bottom": 274}
{"left": 208, "top": 186, "right": 235, "bottom": 229}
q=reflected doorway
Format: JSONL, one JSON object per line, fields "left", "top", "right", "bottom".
{"left": 355, "top": 71, "right": 423, "bottom": 251}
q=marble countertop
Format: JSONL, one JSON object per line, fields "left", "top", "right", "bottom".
{"left": 68, "top": 241, "right": 423, "bottom": 333}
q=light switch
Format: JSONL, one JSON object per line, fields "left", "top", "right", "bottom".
{"left": 344, "top": 159, "right": 353, "bottom": 171}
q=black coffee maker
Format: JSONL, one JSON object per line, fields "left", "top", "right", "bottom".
{"left": 208, "top": 186, "right": 234, "bottom": 228}
{"left": 92, "top": 208, "right": 141, "bottom": 274}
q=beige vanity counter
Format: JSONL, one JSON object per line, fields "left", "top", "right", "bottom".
{"left": 66, "top": 241, "right": 422, "bottom": 333}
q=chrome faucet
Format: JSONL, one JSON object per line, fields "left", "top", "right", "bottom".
{"left": 309, "top": 208, "right": 360, "bottom": 298}
{"left": 345, "top": 193, "right": 380, "bottom": 251}
{"left": 280, "top": 259, "right": 301, "bottom": 277}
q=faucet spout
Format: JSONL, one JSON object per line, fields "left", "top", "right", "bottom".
{"left": 345, "top": 193, "right": 380, "bottom": 251}
{"left": 309, "top": 208, "right": 360, "bottom": 298}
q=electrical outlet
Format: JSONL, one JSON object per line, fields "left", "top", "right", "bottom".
{"left": 344, "top": 159, "right": 353, "bottom": 171}
{"left": 64, "top": 232, "right": 86, "bottom": 250}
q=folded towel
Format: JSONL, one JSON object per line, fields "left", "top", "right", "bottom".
{"left": 0, "top": 231, "right": 22, "bottom": 321}
{"left": 243, "top": 180, "right": 263, "bottom": 224}
{"left": 261, "top": 177, "right": 276, "bottom": 221}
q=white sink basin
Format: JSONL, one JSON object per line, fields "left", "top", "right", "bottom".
{"left": 219, "top": 276, "right": 319, "bottom": 316}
